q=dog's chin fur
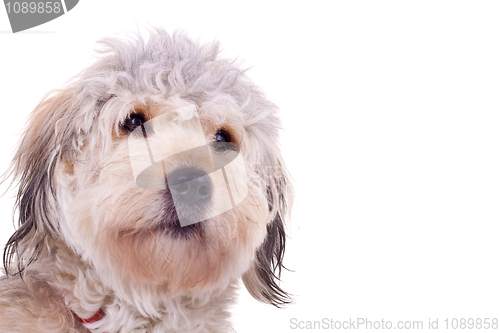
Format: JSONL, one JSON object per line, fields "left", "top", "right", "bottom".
{"left": 0, "top": 29, "right": 293, "bottom": 333}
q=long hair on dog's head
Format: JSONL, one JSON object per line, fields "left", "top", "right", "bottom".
{"left": 2, "top": 29, "right": 293, "bottom": 307}
{"left": 242, "top": 160, "right": 293, "bottom": 306}
{"left": 2, "top": 86, "right": 78, "bottom": 276}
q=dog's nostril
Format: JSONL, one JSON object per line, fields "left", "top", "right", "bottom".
{"left": 167, "top": 168, "right": 212, "bottom": 205}
{"left": 198, "top": 185, "right": 209, "bottom": 197}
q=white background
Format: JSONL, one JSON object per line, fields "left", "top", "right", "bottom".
{"left": 1, "top": 1, "right": 500, "bottom": 332}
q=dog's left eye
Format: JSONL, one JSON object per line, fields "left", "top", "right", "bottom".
{"left": 122, "top": 113, "right": 146, "bottom": 133}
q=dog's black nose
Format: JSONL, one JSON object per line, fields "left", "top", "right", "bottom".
{"left": 167, "top": 168, "right": 212, "bottom": 205}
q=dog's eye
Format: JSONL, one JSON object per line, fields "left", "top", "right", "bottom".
{"left": 214, "top": 129, "right": 231, "bottom": 143}
{"left": 212, "top": 129, "right": 234, "bottom": 153}
{"left": 122, "top": 113, "right": 146, "bottom": 133}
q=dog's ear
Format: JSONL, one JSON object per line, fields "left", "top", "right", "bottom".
{"left": 2, "top": 86, "right": 78, "bottom": 276}
{"left": 242, "top": 157, "right": 293, "bottom": 307}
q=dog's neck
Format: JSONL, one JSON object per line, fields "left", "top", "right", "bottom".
{"left": 41, "top": 239, "right": 236, "bottom": 332}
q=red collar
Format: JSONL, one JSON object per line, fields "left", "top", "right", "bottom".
{"left": 75, "top": 308, "right": 106, "bottom": 324}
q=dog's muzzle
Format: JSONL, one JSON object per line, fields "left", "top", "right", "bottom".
{"left": 127, "top": 105, "right": 248, "bottom": 227}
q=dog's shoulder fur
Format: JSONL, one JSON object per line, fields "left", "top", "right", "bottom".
{"left": 0, "top": 274, "right": 83, "bottom": 333}
{"left": 0, "top": 243, "right": 86, "bottom": 332}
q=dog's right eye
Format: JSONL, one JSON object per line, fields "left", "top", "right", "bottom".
{"left": 122, "top": 113, "right": 146, "bottom": 133}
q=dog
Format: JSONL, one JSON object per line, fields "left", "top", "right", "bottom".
{"left": 0, "top": 29, "right": 292, "bottom": 333}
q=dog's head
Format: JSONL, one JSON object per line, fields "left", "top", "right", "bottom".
{"left": 3, "top": 30, "right": 292, "bottom": 307}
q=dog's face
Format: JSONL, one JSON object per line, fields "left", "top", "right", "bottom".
{"left": 5, "top": 31, "right": 291, "bottom": 307}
